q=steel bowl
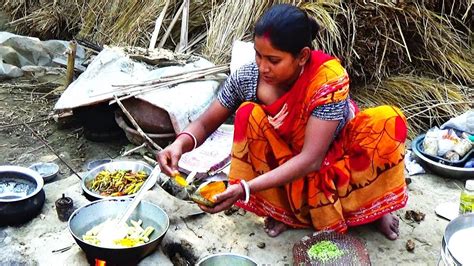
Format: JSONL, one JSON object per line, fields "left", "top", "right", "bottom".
{"left": 86, "top": 159, "right": 112, "bottom": 171}
{"left": 0, "top": 165, "right": 45, "bottom": 225}
{"left": 411, "top": 135, "right": 474, "bottom": 179}
{"left": 68, "top": 198, "right": 169, "bottom": 264}
{"left": 28, "top": 162, "right": 59, "bottom": 182}
{"left": 81, "top": 160, "right": 156, "bottom": 201}
{"left": 441, "top": 213, "right": 474, "bottom": 265}
{"left": 196, "top": 253, "right": 257, "bottom": 266}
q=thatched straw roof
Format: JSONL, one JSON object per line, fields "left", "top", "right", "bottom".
{"left": 2, "top": 0, "right": 473, "bottom": 137}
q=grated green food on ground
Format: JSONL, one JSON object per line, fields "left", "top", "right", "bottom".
{"left": 307, "top": 240, "right": 344, "bottom": 263}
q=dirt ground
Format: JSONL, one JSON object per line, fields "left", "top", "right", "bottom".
{"left": 0, "top": 77, "right": 464, "bottom": 265}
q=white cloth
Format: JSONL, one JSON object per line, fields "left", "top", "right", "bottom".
{"left": 441, "top": 109, "right": 474, "bottom": 135}
{"left": 230, "top": 40, "right": 255, "bottom": 75}
{"left": 405, "top": 150, "right": 425, "bottom": 176}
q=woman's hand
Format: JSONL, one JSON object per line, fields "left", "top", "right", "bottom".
{"left": 156, "top": 142, "right": 183, "bottom": 176}
{"left": 198, "top": 183, "right": 244, "bottom": 213}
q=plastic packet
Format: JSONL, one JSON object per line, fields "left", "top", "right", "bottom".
{"left": 423, "top": 127, "right": 440, "bottom": 156}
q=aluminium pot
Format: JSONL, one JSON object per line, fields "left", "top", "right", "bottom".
{"left": 0, "top": 165, "right": 46, "bottom": 225}
{"left": 68, "top": 198, "right": 169, "bottom": 264}
{"left": 441, "top": 213, "right": 474, "bottom": 265}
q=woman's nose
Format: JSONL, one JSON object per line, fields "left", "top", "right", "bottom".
{"left": 259, "top": 61, "right": 269, "bottom": 74}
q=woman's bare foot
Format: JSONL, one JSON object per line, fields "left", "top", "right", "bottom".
{"left": 263, "top": 217, "right": 288, "bottom": 237}
{"left": 375, "top": 213, "right": 400, "bottom": 240}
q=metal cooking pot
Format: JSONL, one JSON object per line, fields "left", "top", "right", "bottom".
{"left": 68, "top": 198, "right": 169, "bottom": 264}
{"left": 441, "top": 213, "right": 474, "bottom": 265}
{"left": 81, "top": 161, "right": 155, "bottom": 201}
{"left": 197, "top": 253, "right": 258, "bottom": 266}
{"left": 0, "top": 165, "right": 45, "bottom": 225}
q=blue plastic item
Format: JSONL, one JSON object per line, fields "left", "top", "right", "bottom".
{"left": 465, "top": 159, "right": 474, "bottom": 168}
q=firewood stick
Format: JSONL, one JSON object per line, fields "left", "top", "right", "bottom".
{"left": 121, "top": 143, "right": 147, "bottom": 156}
{"left": 114, "top": 95, "right": 163, "bottom": 151}
{"left": 21, "top": 120, "right": 81, "bottom": 180}
{"left": 94, "top": 65, "right": 228, "bottom": 99}
{"left": 0, "top": 118, "right": 51, "bottom": 130}
{"left": 65, "top": 40, "right": 77, "bottom": 88}
{"left": 143, "top": 155, "right": 158, "bottom": 166}
{"left": 113, "top": 65, "right": 228, "bottom": 88}
{"left": 109, "top": 67, "right": 229, "bottom": 104}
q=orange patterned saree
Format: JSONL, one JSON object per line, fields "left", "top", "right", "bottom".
{"left": 229, "top": 50, "right": 408, "bottom": 232}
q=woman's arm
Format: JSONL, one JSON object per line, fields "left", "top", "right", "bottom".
{"left": 202, "top": 116, "right": 339, "bottom": 213}
{"left": 157, "top": 99, "right": 232, "bottom": 175}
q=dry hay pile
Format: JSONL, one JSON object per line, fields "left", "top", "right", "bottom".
{"left": 203, "top": 1, "right": 472, "bottom": 137}
{"left": 2, "top": 0, "right": 212, "bottom": 48}
{"left": 2, "top": 0, "right": 82, "bottom": 40}
{"left": 2, "top": 0, "right": 473, "bottom": 137}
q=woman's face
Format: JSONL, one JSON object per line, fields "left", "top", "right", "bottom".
{"left": 254, "top": 36, "right": 307, "bottom": 89}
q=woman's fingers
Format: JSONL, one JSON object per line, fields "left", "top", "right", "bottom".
{"left": 200, "top": 197, "right": 235, "bottom": 213}
{"left": 170, "top": 152, "right": 181, "bottom": 173}
{"left": 199, "top": 185, "right": 242, "bottom": 214}
{"left": 156, "top": 142, "right": 184, "bottom": 176}
{"left": 157, "top": 151, "right": 176, "bottom": 176}
{"left": 213, "top": 188, "right": 232, "bottom": 202}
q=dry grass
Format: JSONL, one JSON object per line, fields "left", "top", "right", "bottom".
{"left": 3, "top": 0, "right": 216, "bottom": 48}
{"left": 353, "top": 75, "right": 471, "bottom": 138}
{"left": 201, "top": 0, "right": 268, "bottom": 64}
{"left": 3, "top": 0, "right": 85, "bottom": 40}
{"left": 76, "top": 0, "right": 171, "bottom": 47}
{"left": 318, "top": 2, "right": 474, "bottom": 85}
{"left": 2, "top": 0, "right": 472, "bottom": 136}
{"left": 202, "top": 1, "right": 344, "bottom": 65}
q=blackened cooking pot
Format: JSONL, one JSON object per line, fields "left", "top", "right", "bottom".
{"left": 0, "top": 165, "right": 46, "bottom": 225}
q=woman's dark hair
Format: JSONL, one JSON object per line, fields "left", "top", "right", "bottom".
{"left": 254, "top": 4, "right": 320, "bottom": 56}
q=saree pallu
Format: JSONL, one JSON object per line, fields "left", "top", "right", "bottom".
{"left": 229, "top": 51, "right": 408, "bottom": 232}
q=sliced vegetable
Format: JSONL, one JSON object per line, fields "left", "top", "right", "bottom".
{"left": 307, "top": 240, "right": 344, "bottom": 263}
{"left": 82, "top": 219, "right": 156, "bottom": 248}
{"left": 173, "top": 174, "right": 188, "bottom": 187}
{"left": 86, "top": 170, "right": 149, "bottom": 196}
{"left": 198, "top": 181, "right": 226, "bottom": 203}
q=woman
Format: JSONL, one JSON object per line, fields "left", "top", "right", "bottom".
{"left": 157, "top": 4, "right": 408, "bottom": 240}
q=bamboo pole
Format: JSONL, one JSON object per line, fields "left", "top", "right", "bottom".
{"left": 149, "top": 0, "right": 170, "bottom": 50}
{"left": 176, "top": 0, "right": 189, "bottom": 53}
{"left": 65, "top": 40, "right": 77, "bottom": 88}
{"left": 157, "top": 0, "right": 186, "bottom": 49}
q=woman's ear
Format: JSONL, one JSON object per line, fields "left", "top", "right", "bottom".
{"left": 298, "top": 47, "right": 311, "bottom": 66}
